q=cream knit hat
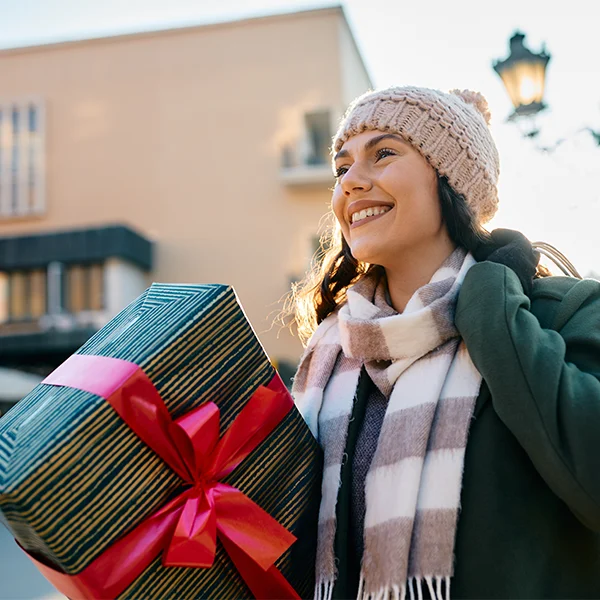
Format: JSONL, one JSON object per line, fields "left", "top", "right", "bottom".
{"left": 332, "top": 86, "right": 500, "bottom": 224}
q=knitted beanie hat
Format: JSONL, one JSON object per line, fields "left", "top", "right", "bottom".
{"left": 332, "top": 86, "right": 500, "bottom": 224}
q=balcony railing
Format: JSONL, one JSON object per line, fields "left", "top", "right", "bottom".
{"left": 279, "top": 148, "right": 333, "bottom": 187}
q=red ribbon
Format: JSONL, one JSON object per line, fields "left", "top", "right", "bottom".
{"left": 24, "top": 354, "right": 300, "bottom": 600}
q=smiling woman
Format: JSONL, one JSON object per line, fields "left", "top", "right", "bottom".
{"left": 288, "top": 86, "right": 600, "bottom": 600}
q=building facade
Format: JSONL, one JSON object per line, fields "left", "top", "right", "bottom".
{"left": 0, "top": 6, "right": 372, "bottom": 403}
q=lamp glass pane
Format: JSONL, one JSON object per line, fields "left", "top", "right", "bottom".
{"left": 513, "top": 62, "right": 546, "bottom": 105}
{"left": 499, "top": 59, "right": 547, "bottom": 109}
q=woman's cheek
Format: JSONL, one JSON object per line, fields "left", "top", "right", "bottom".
{"left": 378, "top": 163, "right": 407, "bottom": 195}
{"left": 331, "top": 191, "right": 346, "bottom": 229}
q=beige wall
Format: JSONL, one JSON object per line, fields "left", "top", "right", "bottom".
{"left": 0, "top": 8, "right": 372, "bottom": 365}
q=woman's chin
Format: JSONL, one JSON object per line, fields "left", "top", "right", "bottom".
{"left": 350, "top": 245, "right": 385, "bottom": 266}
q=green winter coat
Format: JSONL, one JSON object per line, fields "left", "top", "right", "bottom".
{"left": 335, "top": 261, "right": 600, "bottom": 599}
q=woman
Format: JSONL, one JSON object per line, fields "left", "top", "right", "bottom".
{"left": 291, "top": 87, "right": 600, "bottom": 600}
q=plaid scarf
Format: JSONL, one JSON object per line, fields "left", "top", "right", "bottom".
{"left": 293, "top": 248, "right": 482, "bottom": 600}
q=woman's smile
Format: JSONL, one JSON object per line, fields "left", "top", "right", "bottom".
{"left": 349, "top": 205, "right": 394, "bottom": 229}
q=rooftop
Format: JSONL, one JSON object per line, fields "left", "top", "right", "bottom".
{"left": 0, "top": 5, "right": 346, "bottom": 54}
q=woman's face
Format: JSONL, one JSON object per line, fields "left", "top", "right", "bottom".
{"left": 332, "top": 130, "right": 450, "bottom": 268}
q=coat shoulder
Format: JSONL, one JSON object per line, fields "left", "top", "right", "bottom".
{"left": 532, "top": 275, "right": 600, "bottom": 331}
{"left": 532, "top": 275, "right": 580, "bottom": 299}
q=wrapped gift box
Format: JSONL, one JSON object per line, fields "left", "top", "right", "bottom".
{"left": 0, "top": 283, "right": 322, "bottom": 599}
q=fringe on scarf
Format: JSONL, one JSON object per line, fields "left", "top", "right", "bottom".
{"left": 315, "top": 578, "right": 335, "bottom": 600}
{"left": 354, "top": 576, "right": 451, "bottom": 600}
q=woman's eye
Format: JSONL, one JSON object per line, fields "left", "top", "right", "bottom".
{"left": 334, "top": 149, "right": 395, "bottom": 179}
{"left": 375, "top": 147, "right": 396, "bottom": 161}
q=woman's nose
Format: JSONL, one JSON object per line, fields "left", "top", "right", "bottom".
{"left": 341, "top": 164, "right": 372, "bottom": 196}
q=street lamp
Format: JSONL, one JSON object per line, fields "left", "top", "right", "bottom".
{"left": 493, "top": 31, "right": 600, "bottom": 149}
{"left": 493, "top": 32, "right": 550, "bottom": 136}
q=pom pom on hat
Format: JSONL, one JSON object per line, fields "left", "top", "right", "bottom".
{"left": 450, "top": 89, "right": 492, "bottom": 125}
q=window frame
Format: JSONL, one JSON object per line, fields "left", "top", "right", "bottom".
{"left": 0, "top": 97, "right": 46, "bottom": 219}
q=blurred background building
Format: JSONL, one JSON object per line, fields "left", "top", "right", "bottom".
{"left": 0, "top": 5, "right": 372, "bottom": 414}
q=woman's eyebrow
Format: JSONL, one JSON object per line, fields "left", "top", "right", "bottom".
{"left": 364, "top": 133, "right": 405, "bottom": 152}
{"left": 333, "top": 133, "right": 406, "bottom": 162}
{"left": 333, "top": 148, "right": 350, "bottom": 161}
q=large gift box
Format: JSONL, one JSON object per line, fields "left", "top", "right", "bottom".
{"left": 0, "top": 283, "right": 322, "bottom": 599}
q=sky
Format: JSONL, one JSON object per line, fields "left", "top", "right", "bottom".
{"left": 1, "top": 0, "right": 599, "bottom": 274}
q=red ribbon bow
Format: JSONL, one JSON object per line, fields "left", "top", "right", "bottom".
{"left": 26, "top": 354, "right": 300, "bottom": 600}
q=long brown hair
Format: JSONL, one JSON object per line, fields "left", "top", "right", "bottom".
{"left": 286, "top": 176, "right": 561, "bottom": 346}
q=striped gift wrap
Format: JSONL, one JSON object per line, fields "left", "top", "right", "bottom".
{"left": 0, "top": 283, "right": 322, "bottom": 599}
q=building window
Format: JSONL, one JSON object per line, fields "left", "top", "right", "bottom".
{"left": 66, "top": 263, "right": 104, "bottom": 313}
{"left": 29, "top": 269, "right": 47, "bottom": 318}
{"left": 0, "top": 99, "right": 45, "bottom": 218}
{"left": 0, "top": 263, "right": 104, "bottom": 324}
{"left": 9, "top": 271, "right": 28, "bottom": 320}
{"left": 304, "top": 110, "right": 331, "bottom": 166}
{"left": 2, "top": 269, "right": 47, "bottom": 322}
{"left": 0, "top": 273, "right": 8, "bottom": 324}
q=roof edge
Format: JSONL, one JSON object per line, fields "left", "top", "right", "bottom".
{"left": 0, "top": 4, "right": 345, "bottom": 55}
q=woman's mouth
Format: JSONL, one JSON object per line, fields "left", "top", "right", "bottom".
{"left": 349, "top": 206, "right": 393, "bottom": 229}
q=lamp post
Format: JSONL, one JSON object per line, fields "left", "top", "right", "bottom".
{"left": 493, "top": 32, "right": 550, "bottom": 137}
{"left": 493, "top": 31, "right": 600, "bottom": 149}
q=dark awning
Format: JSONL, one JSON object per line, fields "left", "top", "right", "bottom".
{"left": 0, "top": 224, "right": 153, "bottom": 271}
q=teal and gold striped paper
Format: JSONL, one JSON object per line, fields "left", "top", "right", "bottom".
{"left": 0, "top": 284, "right": 322, "bottom": 599}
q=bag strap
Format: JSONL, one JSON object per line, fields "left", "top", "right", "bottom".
{"left": 532, "top": 242, "right": 582, "bottom": 279}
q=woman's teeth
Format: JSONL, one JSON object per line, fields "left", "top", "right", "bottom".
{"left": 351, "top": 206, "right": 391, "bottom": 223}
